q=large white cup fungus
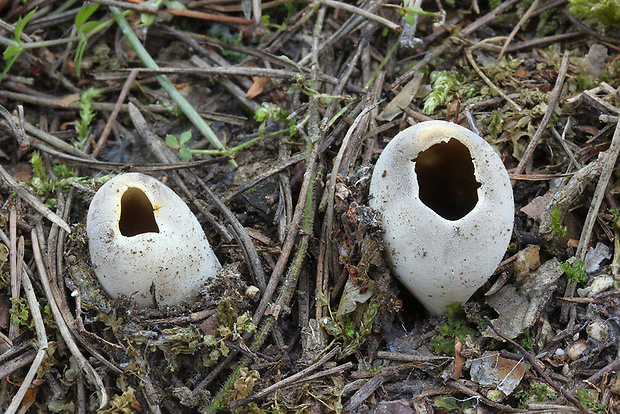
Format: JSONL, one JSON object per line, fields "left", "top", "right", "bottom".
{"left": 86, "top": 173, "right": 221, "bottom": 308}
{"left": 369, "top": 120, "right": 514, "bottom": 315}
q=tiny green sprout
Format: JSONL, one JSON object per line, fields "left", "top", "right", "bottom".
{"left": 550, "top": 205, "right": 569, "bottom": 245}
{"left": 30, "top": 150, "right": 46, "bottom": 181}
{"left": 514, "top": 382, "right": 557, "bottom": 408}
{"left": 423, "top": 70, "right": 462, "bottom": 115}
{"left": 568, "top": 0, "right": 620, "bottom": 35}
{"left": 430, "top": 302, "right": 478, "bottom": 356}
{"left": 434, "top": 396, "right": 459, "bottom": 411}
{"left": 608, "top": 207, "right": 620, "bottom": 222}
{"left": 9, "top": 297, "right": 30, "bottom": 328}
{"left": 74, "top": 3, "right": 100, "bottom": 78}
{"left": 254, "top": 102, "right": 296, "bottom": 136}
{"left": 1, "top": 8, "right": 37, "bottom": 83}
{"left": 366, "top": 365, "right": 382, "bottom": 374}
{"left": 166, "top": 130, "right": 194, "bottom": 160}
{"left": 560, "top": 257, "right": 588, "bottom": 284}
{"left": 488, "top": 111, "right": 504, "bottom": 139}
{"left": 75, "top": 87, "right": 102, "bottom": 150}
{"left": 397, "top": 2, "right": 438, "bottom": 26}
{"left": 575, "top": 388, "right": 607, "bottom": 412}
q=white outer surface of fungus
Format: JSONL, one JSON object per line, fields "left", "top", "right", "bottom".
{"left": 86, "top": 173, "right": 221, "bottom": 308}
{"left": 369, "top": 120, "right": 514, "bottom": 315}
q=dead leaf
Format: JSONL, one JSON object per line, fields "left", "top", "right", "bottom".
{"left": 336, "top": 278, "right": 373, "bottom": 317}
{"left": 485, "top": 259, "right": 562, "bottom": 339}
{"left": 453, "top": 337, "right": 465, "bottom": 379}
{"left": 58, "top": 93, "right": 80, "bottom": 108}
{"left": 246, "top": 76, "right": 270, "bottom": 99}
{"left": 470, "top": 351, "right": 526, "bottom": 395}
{"left": 520, "top": 193, "right": 552, "bottom": 219}
{"left": 377, "top": 73, "right": 423, "bottom": 122}
{"left": 514, "top": 244, "right": 541, "bottom": 286}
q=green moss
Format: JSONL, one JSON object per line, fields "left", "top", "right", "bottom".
{"left": 430, "top": 302, "right": 478, "bottom": 356}
{"left": 560, "top": 257, "right": 588, "bottom": 284}
{"left": 568, "top": 0, "right": 620, "bottom": 34}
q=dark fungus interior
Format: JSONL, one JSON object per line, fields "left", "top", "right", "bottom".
{"left": 413, "top": 138, "right": 481, "bottom": 220}
{"left": 119, "top": 187, "right": 160, "bottom": 237}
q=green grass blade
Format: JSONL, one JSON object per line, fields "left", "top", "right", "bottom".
{"left": 109, "top": 6, "right": 233, "bottom": 165}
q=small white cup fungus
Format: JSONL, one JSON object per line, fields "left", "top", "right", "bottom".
{"left": 369, "top": 120, "right": 514, "bottom": 315}
{"left": 86, "top": 173, "right": 221, "bottom": 308}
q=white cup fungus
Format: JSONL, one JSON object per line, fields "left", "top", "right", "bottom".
{"left": 369, "top": 120, "right": 514, "bottom": 315}
{"left": 86, "top": 173, "right": 221, "bottom": 308}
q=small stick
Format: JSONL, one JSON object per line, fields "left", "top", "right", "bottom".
{"left": 561, "top": 115, "right": 620, "bottom": 318}
{"left": 8, "top": 207, "right": 20, "bottom": 339}
{"left": 33, "top": 142, "right": 229, "bottom": 172}
{"left": 342, "top": 374, "right": 385, "bottom": 412}
{"left": 391, "top": 0, "right": 520, "bottom": 89}
{"left": 466, "top": 45, "right": 522, "bottom": 111}
{"left": 497, "top": 0, "right": 539, "bottom": 60}
{"left": 377, "top": 351, "right": 452, "bottom": 362}
{"left": 484, "top": 316, "right": 589, "bottom": 414}
{"left": 165, "top": 7, "right": 254, "bottom": 25}
{"left": 0, "top": 225, "right": 47, "bottom": 414}
{"left": 512, "top": 50, "right": 569, "bottom": 182}
{"left": 229, "top": 347, "right": 340, "bottom": 407}
{"left": 92, "top": 69, "right": 139, "bottom": 158}
{"left": 317, "top": 0, "right": 401, "bottom": 31}
{"left": 0, "top": 164, "right": 71, "bottom": 233}
{"left": 30, "top": 228, "right": 108, "bottom": 409}
{"left": 252, "top": 0, "right": 262, "bottom": 24}
{"left": 91, "top": 0, "right": 158, "bottom": 13}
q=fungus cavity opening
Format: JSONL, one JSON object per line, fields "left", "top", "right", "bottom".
{"left": 119, "top": 187, "right": 160, "bottom": 237}
{"left": 413, "top": 138, "right": 481, "bottom": 220}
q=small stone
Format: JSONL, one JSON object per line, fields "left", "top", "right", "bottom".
{"left": 589, "top": 275, "right": 614, "bottom": 296}
{"left": 245, "top": 285, "right": 260, "bottom": 300}
{"left": 566, "top": 339, "right": 588, "bottom": 360}
{"left": 587, "top": 320, "right": 609, "bottom": 343}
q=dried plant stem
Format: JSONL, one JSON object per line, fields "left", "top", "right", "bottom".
{"left": 92, "top": 69, "right": 138, "bottom": 158}
{"left": 8, "top": 208, "right": 20, "bottom": 339}
{"left": 513, "top": 50, "right": 569, "bottom": 181}
{"left": 11, "top": 115, "right": 89, "bottom": 159}
{"left": 230, "top": 347, "right": 340, "bottom": 407}
{"left": 4, "top": 268, "right": 47, "bottom": 414}
{"left": 466, "top": 41, "right": 522, "bottom": 111}
{"left": 207, "top": 150, "right": 320, "bottom": 413}
{"left": 392, "top": 0, "right": 520, "bottom": 88}
{"left": 251, "top": 141, "right": 321, "bottom": 326}
{"left": 30, "top": 228, "right": 108, "bottom": 409}
{"left": 560, "top": 119, "right": 620, "bottom": 316}
{"left": 316, "top": 101, "right": 375, "bottom": 322}
{"left": 484, "top": 317, "right": 589, "bottom": 414}
{"left": 0, "top": 164, "right": 71, "bottom": 233}
{"left": 0, "top": 226, "right": 46, "bottom": 414}
{"left": 497, "top": 0, "right": 539, "bottom": 60}
{"left": 317, "top": 0, "right": 401, "bottom": 31}
{"left": 108, "top": 6, "right": 233, "bottom": 164}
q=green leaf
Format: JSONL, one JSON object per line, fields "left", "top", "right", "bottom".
{"left": 3, "top": 44, "right": 20, "bottom": 61}
{"left": 165, "top": 134, "right": 180, "bottom": 148}
{"left": 179, "top": 130, "right": 192, "bottom": 145}
{"left": 81, "top": 20, "right": 102, "bottom": 35}
{"left": 0, "top": 8, "right": 37, "bottom": 83}
{"left": 140, "top": 13, "right": 156, "bottom": 27}
{"left": 434, "top": 396, "right": 459, "bottom": 411}
{"left": 13, "top": 9, "right": 37, "bottom": 38}
{"left": 165, "top": 0, "right": 187, "bottom": 10}
{"left": 179, "top": 148, "right": 193, "bottom": 160}
{"left": 75, "top": 3, "right": 99, "bottom": 28}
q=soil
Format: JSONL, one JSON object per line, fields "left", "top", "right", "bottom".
{"left": 0, "top": 0, "right": 619, "bottom": 413}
